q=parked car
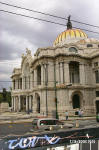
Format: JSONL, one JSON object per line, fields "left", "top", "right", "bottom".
{"left": 32, "top": 118, "right": 73, "bottom": 131}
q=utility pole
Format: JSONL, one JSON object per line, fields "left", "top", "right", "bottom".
{"left": 27, "top": 95, "right": 30, "bottom": 114}
{"left": 54, "top": 63, "right": 58, "bottom": 119}
{"left": 45, "top": 64, "right": 48, "bottom": 116}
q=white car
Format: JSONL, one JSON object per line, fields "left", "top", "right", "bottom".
{"left": 32, "top": 118, "right": 73, "bottom": 131}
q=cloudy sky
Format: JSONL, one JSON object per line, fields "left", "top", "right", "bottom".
{"left": 0, "top": 0, "right": 99, "bottom": 90}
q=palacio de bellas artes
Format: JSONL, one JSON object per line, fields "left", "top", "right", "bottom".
{"left": 11, "top": 16, "right": 99, "bottom": 119}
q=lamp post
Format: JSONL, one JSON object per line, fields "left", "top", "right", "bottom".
{"left": 27, "top": 95, "right": 30, "bottom": 114}
{"left": 45, "top": 64, "right": 48, "bottom": 116}
{"left": 45, "top": 81, "right": 48, "bottom": 116}
{"left": 54, "top": 63, "right": 59, "bottom": 119}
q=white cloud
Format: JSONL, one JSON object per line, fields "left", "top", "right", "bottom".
{"left": 0, "top": 0, "right": 99, "bottom": 89}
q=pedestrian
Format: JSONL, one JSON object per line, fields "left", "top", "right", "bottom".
{"left": 65, "top": 110, "right": 68, "bottom": 120}
{"left": 81, "top": 110, "right": 83, "bottom": 117}
{"left": 78, "top": 109, "right": 81, "bottom": 117}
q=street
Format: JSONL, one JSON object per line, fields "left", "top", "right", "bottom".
{"left": 0, "top": 119, "right": 99, "bottom": 139}
{"left": 0, "top": 119, "right": 99, "bottom": 150}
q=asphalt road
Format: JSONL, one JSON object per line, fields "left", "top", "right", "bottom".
{"left": 0, "top": 119, "right": 99, "bottom": 139}
{"left": 0, "top": 120, "right": 99, "bottom": 150}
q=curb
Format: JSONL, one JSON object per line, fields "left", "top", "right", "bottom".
{"left": 0, "top": 119, "right": 33, "bottom": 124}
{"left": 0, "top": 117, "right": 96, "bottom": 124}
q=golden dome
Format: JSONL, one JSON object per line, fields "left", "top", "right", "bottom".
{"left": 53, "top": 29, "right": 88, "bottom": 46}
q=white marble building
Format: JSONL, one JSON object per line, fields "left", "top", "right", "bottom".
{"left": 11, "top": 18, "right": 99, "bottom": 119}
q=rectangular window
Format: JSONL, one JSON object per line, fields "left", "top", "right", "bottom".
{"left": 29, "top": 76, "right": 30, "bottom": 89}
{"left": 69, "top": 62, "right": 79, "bottom": 84}
{"left": 20, "top": 78, "right": 22, "bottom": 89}
{"left": 95, "top": 70, "right": 99, "bottom": 83}
{"left": 96, "top": 91, "right": 99, "bottom": 97}
{"left": 87, "top": 44, "right": 93, "bottom": 47}
{"left": 18, "top": 79, "right": 20, "bottom": 89}
{"left": 13, "top": 80, "right": 15, "bottom": 89}
{"left": 37, "top": 66, "right": 41, "bottom": 85}
{"left": 45, "top": 64, "right": 48, "bottom": 85}
{"left": 32, "top": 71, "right": 34, "bottom": 87}
{"left": 72, "top": 73, "right": 74, "bottom": 83}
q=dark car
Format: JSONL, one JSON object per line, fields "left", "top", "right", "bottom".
{"left": 32, "top": 118, "right": 73, "bottom": 131}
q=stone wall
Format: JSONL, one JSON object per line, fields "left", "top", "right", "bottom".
{"left": 0, "top": 102, "right": 9, "bottom": 112}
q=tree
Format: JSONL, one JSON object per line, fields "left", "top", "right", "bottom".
{"left": 0, "top": 88, "right": 11, "bottom": 106}
{"left": 0, "top": 93, "right": 3, "bottom": 103}
{"left": 2, "top": 88, "right": 7, "bottom": 102}
{"left": 6, "top": 92, "right": 11, "bottom": 107}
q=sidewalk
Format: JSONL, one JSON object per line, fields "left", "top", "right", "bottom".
{"left": 0, "top": 112, "right": 35, "bottom": 124}
{"left": 0, "top": 112, "right": 96, "bottom": 124}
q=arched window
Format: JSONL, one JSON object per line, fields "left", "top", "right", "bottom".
{"left": 69, "top": 47, "right": 78, "bottom": 53}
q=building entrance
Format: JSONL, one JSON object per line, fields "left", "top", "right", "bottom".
{"left": 36, "top": 95, "right": 40, "bottom": 113}
{"left": 96, "top": 100, "right": 99, "bottom": 113}
{"left": 21, "top": 96, "right": 26, "bottom": 111}
{"left": 72, "top": 94, "right": 80, "bottom": 109}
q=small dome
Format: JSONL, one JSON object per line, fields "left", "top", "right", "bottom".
{"left": 53, "top": 29, "right": 88, "bottom": 46}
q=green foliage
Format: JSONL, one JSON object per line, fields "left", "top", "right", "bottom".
{"left": 6, "top": 92, "right": 11, "bottom": 107}
{"left": 2, "top": 88, "right": 7, "bottom": 101}
{"left": 0, "top": 88, "right": 11, "bottom": 106}
{"left": 0, "top": 93, "right": 3, "bottom": 103}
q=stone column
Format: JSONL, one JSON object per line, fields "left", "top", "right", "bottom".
{"left": 60, "top": 62, "right": 64, "bottom": 83}
{"left": 11, "top": 97, "right": 14, "bottom": 111}
{"left": 48, "top": 62, "right": 54, "bottom": 86}
{"left": 18, "top": 79, "right": 19, "bottom": 89}
{"left": 56, "top": 63, "right": 59, "bottom": 84}
{"left": 29, "top": 96, "right": 32, "bottom": 111}
{"left": 26, "top": 96, "right": 29, "bottom": 112}
{"left": 64, "top": 62, "right": 70, "bottom": 84}
{"left": 45, "top": 64, "right": 48, "bottom": 85}
{"left": 28, "top": 76, "right": 30, "bottom": 89}
{"left": 92, "top": 70, "right": 96, "bottom": 85}
{"left": 30, "top": 73, "right": 33, "bottom": 89}
{"left": 15, "top": 80, "right": 16, "bottom": 90}
{"left": 79, "top": 63, "right": 85, "bottom": 84}
{"left": 12, "top": 80, "right": 14, "bottom": 90}
{"left": 16, "top": 79, "right": 18, "bottom": 89}
{"left": 18, "top": 95, "right": 21, "bottom": 111}
{"left": 22, "top": 76, "right": 24, "bottom": 90}
{"left": 14, "top": 97, "right": 16, "bottom": 111}
{"left": 32, "top": 71, "right": 34, "bottom": 88}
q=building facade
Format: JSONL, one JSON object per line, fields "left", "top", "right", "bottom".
{"left": 11, "top": 18, "right": 99, "bottom": 119}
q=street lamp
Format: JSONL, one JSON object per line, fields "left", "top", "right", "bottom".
{"left": 54, "top": 62, "right": 59, "bottom": 119}
{"left": 27, "top": 95, "right": 30, "bottom": 114}
{"left": 44, "top": 64, "right": 48, "bottom": 116}
{"left": 45, "top": 81, "right": 48, "bottom": 116}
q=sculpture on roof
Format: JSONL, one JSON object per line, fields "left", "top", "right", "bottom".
{"left": 26, "top": 48, "right": 31, "bottom": 55}
{"left": 67, "top": 15, "right": 72, "bottom": 30}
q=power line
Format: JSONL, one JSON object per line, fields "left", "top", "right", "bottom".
{"left": 0, "top": 9, "right": 66, "bottom": 26}
{"left": 1, "top": 9, "right": 99, "bottom": 35}
{"left": 0, "top": 1, "right": 66, "bottom": 20}
{"left": 0, "top": 1, "right": 99, "bottom": 29}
